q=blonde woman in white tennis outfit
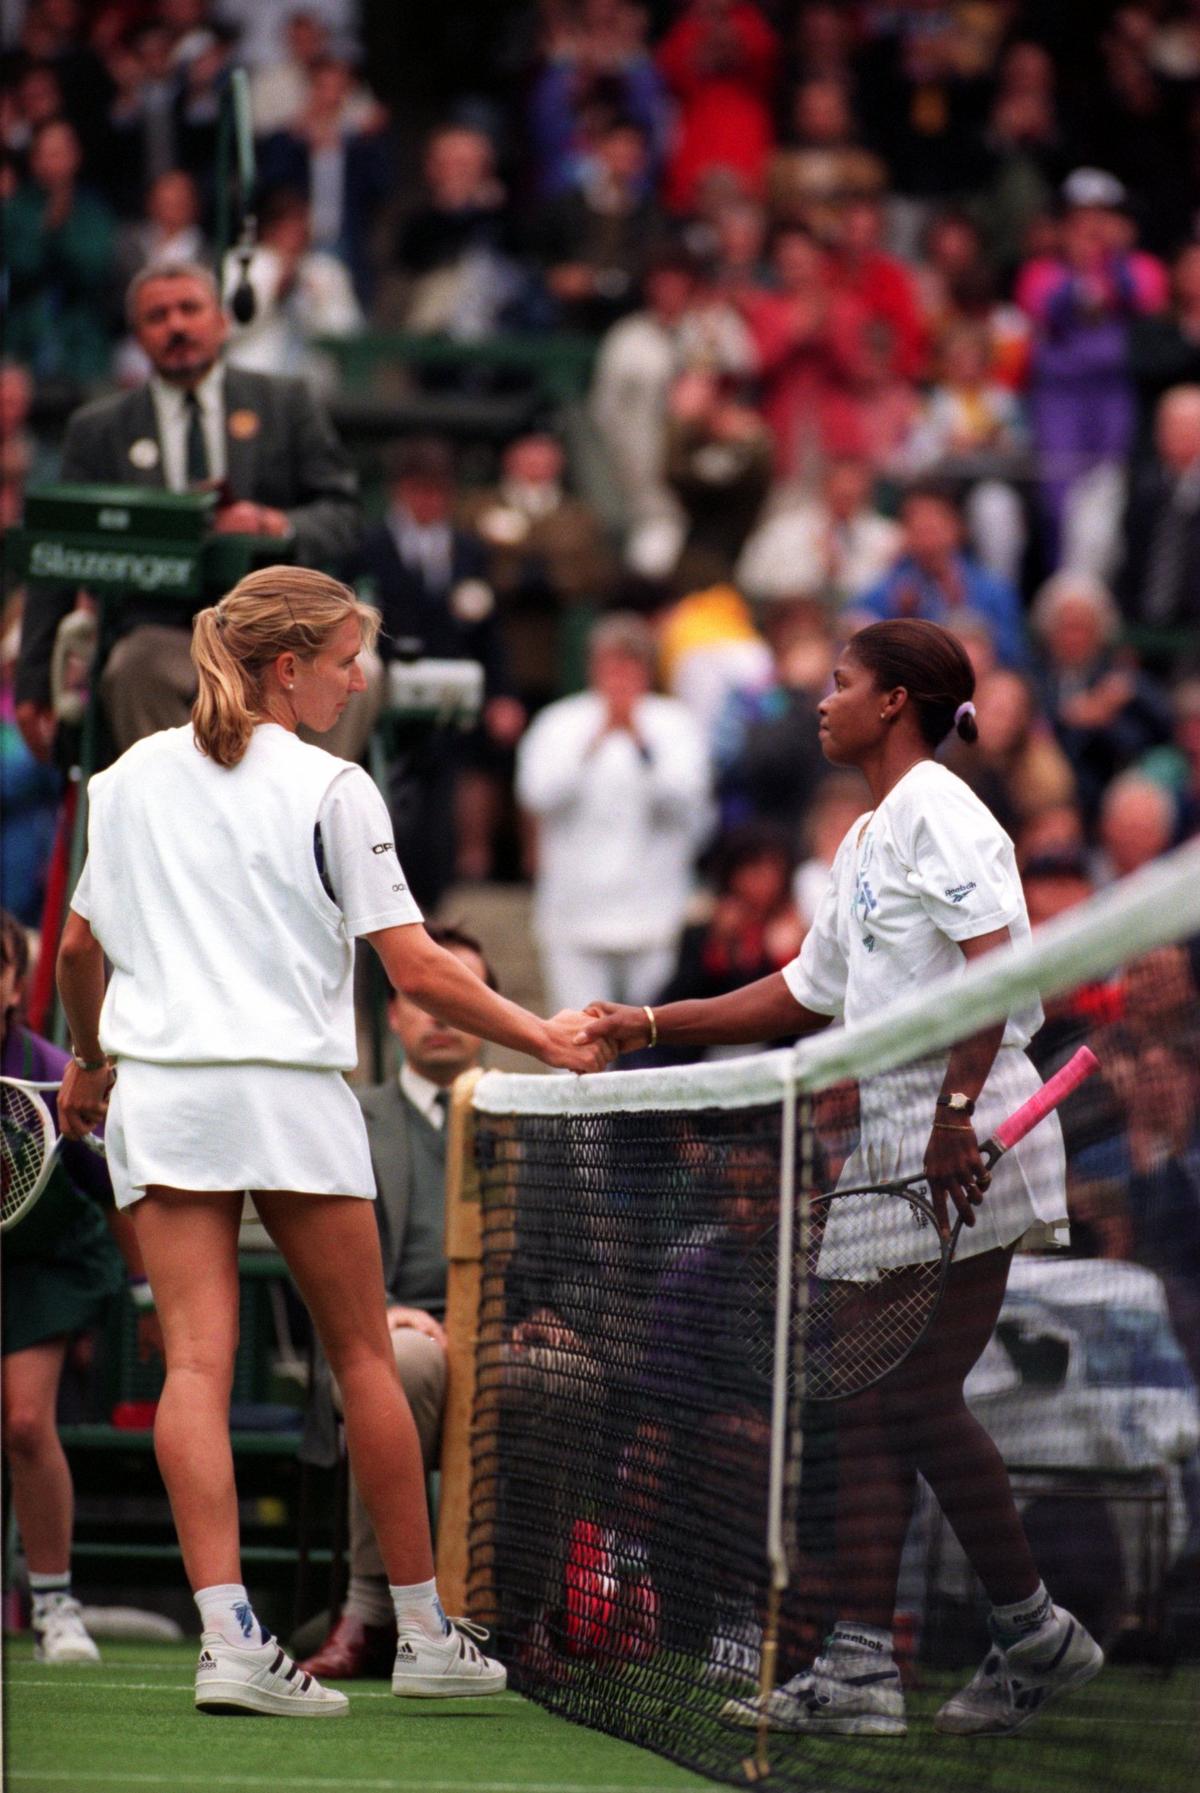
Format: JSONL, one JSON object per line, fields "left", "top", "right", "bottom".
{"left": 55, "top": 567, "right": 609, "bottom": 1720}
{"left": 580, "top": 619, "right": 1102, "bottom": 1741}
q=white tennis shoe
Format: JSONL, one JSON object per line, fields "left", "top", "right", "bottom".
{"left": 721, "top": 1633, "right": 906, "bottom": 1736}
{"left": 390, "top": 1619, "right": 507, "bottom": 1697}
{"left": 194, "top": 1632, "right": 349, "bottom": 1717}
{"left": 32, "top": 1596, "right": 100, "bottom": 1664}
{"left": 935, "top": 1605, "right": 1103, "bottom": 1737}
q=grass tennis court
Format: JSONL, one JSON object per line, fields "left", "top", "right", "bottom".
{"left": 4, "top": 1638, "right": 1197, "bottom": 1793}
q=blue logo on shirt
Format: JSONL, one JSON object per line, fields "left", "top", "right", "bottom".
{"left": 944, "top": 882, "right": 977, "bottom": 905}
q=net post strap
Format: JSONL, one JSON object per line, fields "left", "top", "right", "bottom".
{"left": 436, "top": 1065, "right": 486, "bottom": 1619}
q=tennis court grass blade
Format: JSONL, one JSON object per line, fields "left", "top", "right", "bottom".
{"left": 2, "top": 1637, "right": 714, "bottom": 1793}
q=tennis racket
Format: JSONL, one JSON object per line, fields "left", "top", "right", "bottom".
{"left": 1, "top": 1077, "right": 107, "bottom": 1233}
{"left": 796, "top": 1046, "right": 1100, "bottom": 1402}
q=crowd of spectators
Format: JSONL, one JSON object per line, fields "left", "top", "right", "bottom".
{"left": 3, "top": 3, "right": 1200, "bottom": 1274}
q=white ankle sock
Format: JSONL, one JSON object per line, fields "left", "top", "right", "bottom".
{"left": 390, "top": 1577, "right": 450, "bottom": 1641}
{"left": 991, "top": 1582, "right": 1052, "bottom": 1644}
{"left": 344, "top": 1574, "right": 393, "bottom": 1629}
{"left": 195, "top": 1583, "right": 267, "bottom": 1648}
{"left": 30, "top": 1571, "right": 72, "bottom": 1619}
{"left": 832, "top": 1620, "right": 893, "bottom": 1656}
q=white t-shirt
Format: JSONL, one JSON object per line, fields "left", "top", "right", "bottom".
{"left": 72, "top": 723, "right": 422, "bottom": 1069}
{"left": 782, "top": 760, "right": 1041, "bottom": 1047}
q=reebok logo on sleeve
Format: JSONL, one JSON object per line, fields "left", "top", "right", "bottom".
{"left": 944, "top": 882, "right": 977, "bottom": 905}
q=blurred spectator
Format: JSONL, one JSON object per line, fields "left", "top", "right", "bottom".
{"left": 1, "top": 58, "right": 69, "bottom": 167}
{"left": 223, "top": 186, "right": 362, "bottom": 390}
{"left": 1030, "top": 570, "right": 1174, "bottom": 823}
{"left": 388, "top": 121, "right": 522, "bottom": 337}
{"left": 1118, "top": 384, "right": 1200, "bottom": 638}
{"left": 977, "top": 39, "right": 1069, "bottom": 277}
{"left": 708, "top": 196, "right": 770, "bottom": 303}
{"left": 915, "top": 209, "right": 1031, "bottom": 390}
{"left": 590, "top": 245, "right": 755, "bottom": 571}
{"left": 528, "top": 0, "right": 668, "bottom": 202}
{"left": 735, "top": 454, "right": 901, "bottom": 608}
{"left": 899, "top": 320, "right": 1029, "bottom": 586}
{"left": 664, "top": 367, "right": 773, "bottom": 589}
{"left": 1097, "top": 772, "right": 1178, "bottom": 882}
{"left": 1090, "top": 5, "right": 1192, "bottom": 252}
{"left": 115, "top": 167, "right": 206, "bottom": 288}
{"left": 106, "top": 20, "right": 189, "bottom": 208}
{"left": 855, "top": 1, "right": 993, "bottom": 210}
{"left": 1129, "top": 244, "right": 1200, "bottom": 457}
{"left": 1021, "top": 847, "right": 1096, "bottom": 931}
{"left": 516, "top": 611, "right": 711, "bottom": 1011}
{"left": 15, "top": 0, "right": 113, "bottom": 167}
{"left": 213, "top": 0, "right": 360, "bottom": 70}
{"left": 656, "top": 0, "right": 781, "bottom": 214}
{"left": 1, "top": 597, "right": 62, "bottom": 928}
{"left": 249, "top": 8, "right": 381, "bottom": 137}
{"left": 345, "top": 438, "right": 524, "bottom": 900}
{"left": 658, "top": 578, "right": 771, "bottom": 744}
{"left": 649, "top": 821, "right": 802, "bottom": 1060}
{"left": 713, "top": 595, "right": 833, "bottom": 840}
{"left": 13, "top": 263, "right": 361, "bottom": 761}
{"left": 1117, "top": 1038, "right": 1200, "bottom": 1390}
{"left": 829, "top": 196, "right": 927, "bottom": 384}
{"left": 766, "top": 75, "right": 886, "bottom": 242}
{"left": 1014, "top": 801, "right": 1089, "bottom": 873}
{"left": 787, "top": 1, "right": 857, "bottom": 87}
{"left": 854, "top": 483, "right": 1027, "bottom": 668}
{"left": 791, "top": 769, "right": 866, "bottom": 928}
{"left": 3, "top": 117, "right": 117, "bottom": 383}
{"left": 1141, "top": 677, "right": 1200, "bottom": 842}
{"left": 533, "top": 115, "right": 666, "bottom": 332}
{"left": 737, "top": 223, "right": 868, "bottom": 480}
{"left": 941, "top": 667, "right": 1077, "bottom": 840}
{"left": 459, "top": 430, "right": 618, "bottom": 712}
{"left": 0, "top": 361, "right": 45, "bottom": 529}
{"left": 1016, "top": 168, "right": 1168, "bottom": 570}
{"left": 258, "top": 53, "right": 392, "bottom": 306}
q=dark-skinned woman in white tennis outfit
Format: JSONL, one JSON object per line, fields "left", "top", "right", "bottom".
{"left": 55, "top": 566, "right": 611, "bottom": 1719}
{"left": 579, "top": 618, "right": 1102, "bottom": 1740}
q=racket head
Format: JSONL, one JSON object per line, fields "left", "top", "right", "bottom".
{"left": 1, "top": 1076, "right": 59, "bottom": 1231}
{"left": 801, "top": 1181, "right": 955, "bottom": 1401}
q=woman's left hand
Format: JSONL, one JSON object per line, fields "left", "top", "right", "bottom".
{"left": 58, "top": 1060, "right": 115, "bottom": 1140}
{"left": 923, "top": 1119, "right": 990, "bottom": 1239}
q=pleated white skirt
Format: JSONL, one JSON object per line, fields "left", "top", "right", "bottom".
{"left": 105, "top": 1059, "right": 376, "bottom": 1210}
{"left": 820, "top": 1045, "right": 1069, "bottom": 1276}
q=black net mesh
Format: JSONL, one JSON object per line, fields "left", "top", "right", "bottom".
{"left": 466, "top": 945, "right": 1200, "bottom": 1792}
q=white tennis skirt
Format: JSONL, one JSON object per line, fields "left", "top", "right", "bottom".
{"left": 819, "top": 1045, "right": 1069, "bottom": 1277}
{"left": 105, "top": 1059, "right": 377, "bottom": 1210}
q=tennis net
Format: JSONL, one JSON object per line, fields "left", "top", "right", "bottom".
{"left": 443, "top": 842, "right": 1200, "bottom": 1792}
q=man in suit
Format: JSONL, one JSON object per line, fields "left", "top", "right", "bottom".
{"left": 14, "top": 261, "right": 364, "bottom": 759}
{"left": 346, "top": 438, "right": 525, "bottom": 906}
{"left": 299, "top": 924, "right": 492, "bottom": 1681}
{"left": 1118, "top": 384, "right": 1200, "bottom": 652}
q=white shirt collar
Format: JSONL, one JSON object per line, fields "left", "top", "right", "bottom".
{"left": 399, "top": 1061, "right": 451, "bottom": 1128}
{"left": 150, "top": 360, "right": 225, "bottom": 417}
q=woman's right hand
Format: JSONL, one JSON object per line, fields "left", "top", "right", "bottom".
{"left": 58, "top": 1060, "right": 115, "bottom": 1140}
{"left": 574, "top": 1002, "right": 654, "bottom": 1057}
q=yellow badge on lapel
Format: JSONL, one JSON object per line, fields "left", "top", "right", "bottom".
{"left": 228, "top": 409, "right": 261, "bottom": 441}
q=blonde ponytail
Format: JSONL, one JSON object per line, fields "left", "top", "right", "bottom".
{"left": 190, "top": 566, "right": 380, "bottom": 768}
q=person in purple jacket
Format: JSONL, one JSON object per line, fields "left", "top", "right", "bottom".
{"left": 1016, "top": 170, "right": 1167, "bottom": 566}
{"left": 0, "top": 910, "right": 141, "bottom": 1665}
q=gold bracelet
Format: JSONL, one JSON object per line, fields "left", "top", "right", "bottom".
{"left": 642, "top": 1005, "right": 658, "bottom": 1048}
{"left": 932, "top": 1119, "right": 975, "bottom": 1130}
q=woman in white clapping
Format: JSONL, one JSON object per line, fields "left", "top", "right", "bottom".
{"left": 55, "top": 566, "right": 607, "bottom": 1719}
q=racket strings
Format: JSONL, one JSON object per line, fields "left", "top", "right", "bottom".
{"left": 1, "top": 1087, "right": 50, "bottom": 1223}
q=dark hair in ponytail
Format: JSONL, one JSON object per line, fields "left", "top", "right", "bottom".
{"left": 847, "top": 619, "right": 977, "bottom": 748}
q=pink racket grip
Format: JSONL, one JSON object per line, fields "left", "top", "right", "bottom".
{"left": 983, "top": 1046, "right": 1100, "bottom": 1164}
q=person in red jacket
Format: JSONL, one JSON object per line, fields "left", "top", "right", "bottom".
{"left": 657, "top": 0, "right": 780, "bottom": 213}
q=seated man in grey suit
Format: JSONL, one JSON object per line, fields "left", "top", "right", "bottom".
{"left": 300, "top": 923, "right": 493, "bottom": 1680}
{"left": 14, "top": 261, "right": 371, "bottom": 760}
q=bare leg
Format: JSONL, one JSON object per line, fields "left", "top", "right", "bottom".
{"left": 128, "top": 1189, "right": 244, "bottom": 1589}
{"left": 254, "top": 1193, "right": 434, "bottom": 1586}
{"left": 1, "top": 1339, "right": 73, "bottom": 1574}
{"left": 833, "top": 1246, "right": 1038, "bottom": 1627}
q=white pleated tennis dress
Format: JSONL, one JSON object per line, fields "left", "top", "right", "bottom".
{"left": 782, "top": 760, "right": 1068, "bottom": 1265}
{"left": 70, "top": 723, "right": 423, "bottom": 1209}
